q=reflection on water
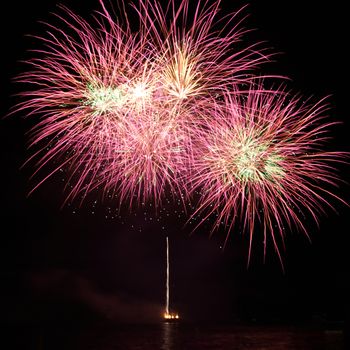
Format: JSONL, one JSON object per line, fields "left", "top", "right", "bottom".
{"left": 37, "top": 333, "right": 44, "bottom": 350}
{"left": 161, "top": 322, "right": 174, "bottom": 350}
{"left": 5, "top": 324, "right": 345, "bottom": 350}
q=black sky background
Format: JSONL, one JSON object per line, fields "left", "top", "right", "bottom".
{"left": 0, "top": 0, "right": 349, "bottom": 327}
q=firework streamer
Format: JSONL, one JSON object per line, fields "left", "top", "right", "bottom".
{"left": 135, "top": 0, "right": 271, "bottom": 104}
{"left": 187, "top": 84, "right": 348, "bottom": 268}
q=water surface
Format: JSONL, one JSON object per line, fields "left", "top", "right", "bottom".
{"left": 6, "top": 323, "right": 345, "bottom": 350}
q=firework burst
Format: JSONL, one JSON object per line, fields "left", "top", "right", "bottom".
{"left": 14, "top": 0, "right": 266, "bottom": 207}
{"left": 98, "top": 107, "right": 192, "bottom": 208}
{"left": 14, "top": 1, "right": 160, "bottom": 204}
{"left": 187, "top": 85, "right": 347, "bottom": 268}
{"left": 136, "top": 0, "right": 270, "bottom": 104}
{"left": 12, "top": 0, "right": 348, "bottom": 267}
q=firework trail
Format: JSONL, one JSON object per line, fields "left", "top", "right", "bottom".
{"left": 187, "top": 84, "right": 347, "bottom": 268}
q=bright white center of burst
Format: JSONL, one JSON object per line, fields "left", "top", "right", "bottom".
{"left": 228, "top": 136, "right": 284, "bottom": 183}
{"left": 86, "top": 81, "right": 152, "bottom": 113}
{"left": 86, "top": 85, "right": 126, "bottom": 113}
{"left": 131, "top": 83, "right": 148, "bottom": 99}
{"left": 163, "top": 44, "right": 201, "bottom": 101}
{"left": 235, "top": 140, "right": 266, "bottom": 181}
{"left": 173, "top": 88, "right": 188, "bottom": 100}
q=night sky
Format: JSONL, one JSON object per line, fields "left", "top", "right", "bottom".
{"left": 0, "top": 0, "right": 349, "bottom": 328}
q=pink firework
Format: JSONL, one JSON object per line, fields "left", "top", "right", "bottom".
{"left": 14, "top": 1, "right": 161, "bottom": 204}
{"left": 100, "top": 108, "right": 190, "bottom": 208}
{"left": 187, "top": 85, "right": 347, "bottom": 268}
{"left": 96, "top": 0, "right": 271, "bottom": 207}
{"left": 136, "top": 0, "right": 270, "bottom": 104}
{"left": 14, "top": 0, "right": 266, "bottom": 207}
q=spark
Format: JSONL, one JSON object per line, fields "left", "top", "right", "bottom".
{"left": 85, "top": 84, "right": 127, "bottom": 113}
{"left": 137, "top": 0, "right": 270, "bottom": 104}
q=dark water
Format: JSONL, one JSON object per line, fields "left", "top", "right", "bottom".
{"left": 5, "top": 323, "right": 345, "bottom": 350}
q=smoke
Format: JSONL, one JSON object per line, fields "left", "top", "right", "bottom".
{"left": 29, "top": 269, "right": 163, "bottom": 323}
